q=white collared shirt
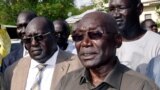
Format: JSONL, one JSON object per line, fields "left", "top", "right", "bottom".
{"left": 23, "top": 46, "right": 29, "bottom": 57}
{"left": 65, "top": 40, "right": 77, "bottom": 54}
{"left": 25, "top": 47, "right": 59, "bottom": 90}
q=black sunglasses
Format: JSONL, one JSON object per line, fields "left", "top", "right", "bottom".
{"left": 22, "top": 32, "right": 51, "bottom": 44}
{"left": 72, "top": 30, "right": 104, "bottom": 42}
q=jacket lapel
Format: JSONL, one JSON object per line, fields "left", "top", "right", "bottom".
{"left": 11, "top": 56, "right": 31, "bottom": 90}
{"left": 50, "top": 50, "right": 72, "bottom": 90}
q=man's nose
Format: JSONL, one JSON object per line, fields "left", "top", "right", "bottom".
{"left": 20, "top": 26, "right": 26, "bottom": 33}
{"left": 112, "top": 8, "right": 121, "bottom": 18}
{"left": 81, "top": 34, "right": 92, "bottom": 47}
{"left": 31, "top": 37, "right": 39, "bottom": 46}
{"left": 18, "top": 27, "right": 26, "bottom": 36}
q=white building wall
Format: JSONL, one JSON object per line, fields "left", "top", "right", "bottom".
{"left": 140, "top": 6, "right": 159, "bottom": 22}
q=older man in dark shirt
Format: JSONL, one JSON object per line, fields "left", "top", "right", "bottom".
{"left": 56, "top": 11, "right": 159, "bottom": 90}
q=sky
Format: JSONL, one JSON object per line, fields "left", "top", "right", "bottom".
{"left": 74, "top": 0, "right": 93, "bottom": 8}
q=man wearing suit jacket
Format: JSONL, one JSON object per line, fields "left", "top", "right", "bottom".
{"left": 4, "top": 17, "right": 82, "bottom": 90}
{"left": 1, "top": 11, "right": 37, "bottom": 72}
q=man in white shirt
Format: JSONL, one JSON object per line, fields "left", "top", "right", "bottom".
{"left": 108, "top": 0, "right": 160, "bottom": 74}
{"left": 4, "top": 17, "right": 82, "bottom": 90}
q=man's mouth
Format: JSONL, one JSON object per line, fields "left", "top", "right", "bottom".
{"left": 116, "top": 19, "right": 123, "bottom": 25}
{"left": 31, "top": 48, "right": 42, "bottom": 55}
{"left": 80, "top": 53, "right": 97, "bottom": 60}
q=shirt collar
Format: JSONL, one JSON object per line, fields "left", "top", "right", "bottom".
{"left": 103, "top": 60, "right": 122, "bottom": 89}
{"left": 79, "top": 57, "right": 127, "bottom": 89}
{"left": 30, "top": 46, "right": 59, "bottom": 69}
{"left": 80, "top": 68, "right": 90, "bottom": 84}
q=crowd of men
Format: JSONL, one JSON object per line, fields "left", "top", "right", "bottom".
{"left": 0, "top": 0, "right": 160, "bottom": 90}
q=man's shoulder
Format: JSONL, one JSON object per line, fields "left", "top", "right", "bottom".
{"left": 124, "top": 69, "right": 150, "bottom": 80}
{"left": 57, "top": 50, "right": 83, "bottom": 72}
{"left": 146, "top": 31, "right": 160, "bottom": 40}
{"left": 147, "top": 55, "right": 160, "bottom": 72}
{"left": 55, "top": 68, "right": 84, "bottom": 90}
{"left": 116, "top": 64, "right": 151, "bottom": 82}
{"left": 66, "top": 68, "right": 84, "bottom": 76}
{"left": 4, "top": 56, "right": 31, "bottom": 83}
{"left": 122, "top": 68, "right": 158, "bottom": 89}
{"left": 57, "top": 50, "right": 79, "bottom": 62}
{"left": 60, "top": 68, "right": 84, "bottom": 83}
{"left": 58, "top": 49, "right": 74, "bottom": 57}
{"left": 5, "top": 56, "right": 31, "bottom": 73}
{"left": 149, "top": 55, "right": 160, "bottom": 65}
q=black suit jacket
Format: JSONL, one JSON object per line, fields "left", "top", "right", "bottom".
{"left": 1, "top": 43, "right": 23, "bottom": 72}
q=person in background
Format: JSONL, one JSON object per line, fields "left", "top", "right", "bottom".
{"left": 108, "top": 0, "right": 160, "bottom": 74}
{"left": 53, "top": 20, "right": 76, "bottom": 54}
{"left": 146, "top": 55, "right": 160, "bottom": 88}
{"left": 56, "top": 11, "right": 159, "bottom": 90}
{"left": 141, "top": 19, "right": 158, "bottom": 33}
{"left": 4, "top": 17, "right": 82, "bottom": 90}
{"left": 0, "top": 25, "right": 11, "bottom": 66}
{"left": 1, "top": 11, "right": 37, "bottom": 72}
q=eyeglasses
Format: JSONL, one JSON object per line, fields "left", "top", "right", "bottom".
{"left": 22, "top": 32, "right": 51, "bottom": 44}
{"left": 72, "top": 30, "right": 104, "bottom": 42}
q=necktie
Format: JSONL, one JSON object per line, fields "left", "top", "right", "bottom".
{"left": 31, "top": 64, "right": 46, "bottom": 90}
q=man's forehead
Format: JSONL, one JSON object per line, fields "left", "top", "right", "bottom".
{"left": 26, "top": 23, "right": 45, "bottom": 33}
{"left": 109, "top": 0, "right": 131, "bottom": 5}
{"left": 25, "top": 27, "right": 45, "bottom": 35}
{"left": 54, "top": 25, "right": 63, "bottom": 32}
{"left": 54, "top": 24, "right": 62, "bottom": 29}
{"left": 77, "top": 20, "right": 101, "bottom": 30}
{"left": 146, "top": 22, "right": 156, "bottom": 27}
{"left": 17, "top": 16, "right": 29, "bottom": 24}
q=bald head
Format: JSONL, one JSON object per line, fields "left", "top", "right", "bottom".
{"left": 24, "top": 16, "right": 57, "bottom": 63}
{"left": 26, "top": 16, "right": 55, "bottom": 34}
{"left": 72, "top": 11, "right": 122, "bottom": 68}
{"left": 78, "top": 11, "right": 119, "bottom": 34}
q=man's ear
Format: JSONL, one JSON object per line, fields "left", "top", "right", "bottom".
{"left": 115, "top": 34, "right": 122, "bottom": 48}
{"left": 136, "top": 3, "right": 143, "bottom": 16}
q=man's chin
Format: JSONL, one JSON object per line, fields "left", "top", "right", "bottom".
{"left": 83, "top": 62, "right": 99, "bottom": 69}
{"left": 32, "top": 56, "right": 46, "bottom": 63}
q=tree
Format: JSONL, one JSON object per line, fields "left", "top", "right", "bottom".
{"left": 0, "top": 0, "right": 81, "bottom": 25}
{"left": 92, "top": 0, "right": 108, "bottom": 12}
{"left": 156, "top": 5, "right": 160, "bottom": 28}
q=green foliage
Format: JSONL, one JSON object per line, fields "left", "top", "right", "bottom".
{"left": 0, "top": 0, "right": 83, "bottom": 25}
{"left": 79, "top": 5, "right": 94, "bottom": 14}
{"left": 156, "top": 5, "right": 160, "bottom": 28}
{"left": 92, "top": 0, "right": 108, "bottom": 12}
{"left": 156, "top": 6, "right": 160, "bottom": 16}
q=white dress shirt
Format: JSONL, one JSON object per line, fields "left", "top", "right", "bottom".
{"left": 23, "top": 46, "right": 29, "bottom": 57}
{"left": 25, "top": 47, "right": 59, "bottom": 90}
{"left": 65, "top": 40, "right": 77, "bottom": 54}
